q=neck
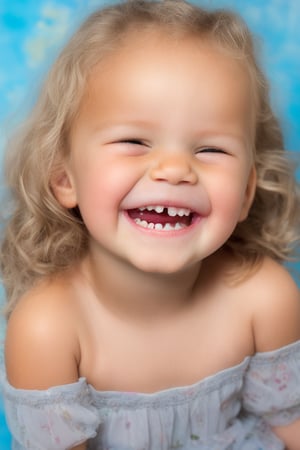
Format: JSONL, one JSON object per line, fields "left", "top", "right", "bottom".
{"left": 80, "top": 247, "right": 202, "bottom": 322}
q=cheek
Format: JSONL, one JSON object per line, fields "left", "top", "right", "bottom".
{"left": 74, "top": 158, "right": 140, "bottom": 220}
{"left": 210, "top": 176, "right": 249, "bottom": 221}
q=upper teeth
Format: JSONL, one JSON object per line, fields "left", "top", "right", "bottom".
{"left": 138, "top": 206, "right": 191, "bottom": 217}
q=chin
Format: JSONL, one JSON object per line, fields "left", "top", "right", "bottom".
{"left": 129, "top": 255, "right": 195, "bottom": 276}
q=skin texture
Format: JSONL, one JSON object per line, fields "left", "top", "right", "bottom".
{"left": 5, "top": 31, "right": 300, "bottom": 449}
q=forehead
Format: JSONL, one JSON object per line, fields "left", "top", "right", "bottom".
{"left": 78, "top": 30, "right": 254, "bottom": 128}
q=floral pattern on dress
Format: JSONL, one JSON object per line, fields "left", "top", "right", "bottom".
{"left": 1, "top": 341, "right": 300, "bottom": 449}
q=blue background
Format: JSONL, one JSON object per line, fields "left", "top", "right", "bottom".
{"left": 0, "top": 0, "right": 299, "bottom": 447}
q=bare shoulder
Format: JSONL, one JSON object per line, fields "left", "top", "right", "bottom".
{"left": 5, "top": 273, "right": 81, "bottom": 390}
{"left": 244, "top": 257, "right": 300, "bottom": 352}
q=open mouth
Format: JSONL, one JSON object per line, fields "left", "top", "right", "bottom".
{"left": 126, "top": 205, "right": 196, "bottom": 231}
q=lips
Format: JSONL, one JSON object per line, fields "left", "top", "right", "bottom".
{"left": 127, "top": 205, "right": 195, "bottom": 231}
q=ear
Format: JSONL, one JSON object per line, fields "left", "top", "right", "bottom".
{"left": 50, "top": 166, "right": 77, "bottom": 209}
{"left": 238, "top": 166, "right": 257, "bottom": 222}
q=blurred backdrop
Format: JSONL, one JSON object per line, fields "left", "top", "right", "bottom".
{"left": 0, "top": 0, "right": 299, "bottom": 446}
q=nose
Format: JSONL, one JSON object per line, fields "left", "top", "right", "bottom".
{"left": 149, "top": 152, "right": 198, "bottom": 185}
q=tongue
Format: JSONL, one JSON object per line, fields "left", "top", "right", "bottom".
{"left": 128, "top": 209, "right": 191, "bottom": 226}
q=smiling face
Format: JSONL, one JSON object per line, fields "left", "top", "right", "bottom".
{"left": 52, "top": 30, "right": 256, "bottom": 274}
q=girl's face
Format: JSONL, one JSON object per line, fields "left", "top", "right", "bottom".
{"left": 54, "top": 31, "right": 256, "bottom": 274}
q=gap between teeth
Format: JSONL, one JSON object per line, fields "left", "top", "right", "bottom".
{"left": 138, "top": 206, "right": 190, "bottom": 217}
{"left": 134, "top": 218, "right": 186, "bottom": 230}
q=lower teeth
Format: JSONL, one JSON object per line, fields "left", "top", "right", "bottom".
{"left": 134, "top": 218, "right": 185, "bottom": 231}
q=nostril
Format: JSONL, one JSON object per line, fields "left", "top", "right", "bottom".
{"left": 150, "top": 164, "right": 198, "bottom": 185}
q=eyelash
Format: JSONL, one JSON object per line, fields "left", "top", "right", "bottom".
{"left": 117, "top": 141, "right": 227, "bottom": 155}
{"left": 198, "top": 147, "right": 227, "bottom": 154}
{"left": 119, "top": 139, "right": 145, "bottom": 146}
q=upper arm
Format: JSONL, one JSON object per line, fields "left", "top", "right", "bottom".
{"left": 272, "top": 419, "right": 300, "bottom": 450}
{"left": 5, "top": 283, "right": 80, "bottom": 390}
{"left": 249, "top": 258, "right": 300, "bottom": 448}
{"left": 251, "top": 258, "right": 300, "bottom": 352}
{"left": 3, "top": 283, "right": 96, "bottom": 449}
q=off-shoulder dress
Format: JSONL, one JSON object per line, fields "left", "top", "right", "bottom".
{"left": 1, "top": 341, "right": 300, "bottom": 449}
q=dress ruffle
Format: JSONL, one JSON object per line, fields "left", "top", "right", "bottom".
{"left": 1, "top": 341, "right": 300, "bottom": 449}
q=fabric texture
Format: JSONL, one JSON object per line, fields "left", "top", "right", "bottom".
{"left": 1, "top": 340, "right": 300, "bottom": 450}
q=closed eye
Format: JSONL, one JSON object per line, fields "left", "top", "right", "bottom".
{"left": 119, "top": 139, "right": 146, "bottom": 146}
{"left": 198, "top": 147, "right": 227, "bottom": 154}
{"left": 109, "top": 138, "right": 149, "bottom": 156}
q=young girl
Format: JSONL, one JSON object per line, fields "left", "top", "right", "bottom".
{"left": 1, "top": 0, "right": 300, "bottom": 448}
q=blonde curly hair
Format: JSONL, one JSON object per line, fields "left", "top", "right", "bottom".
{"left": 1, "top": 0, "right": 299, "bottom": 316}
